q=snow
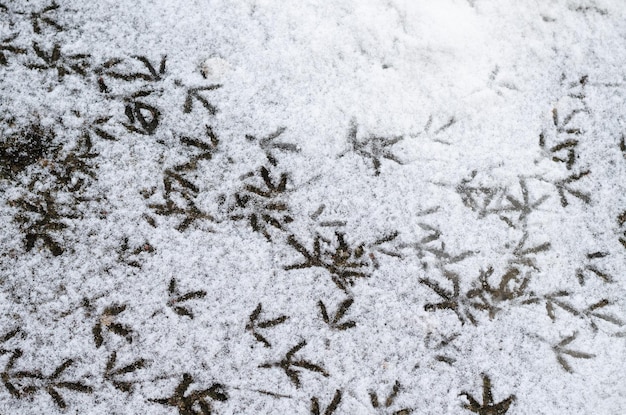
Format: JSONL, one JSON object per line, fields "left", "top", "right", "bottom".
{"left": 1, "top": 0, "right": 625, "bottom": 414}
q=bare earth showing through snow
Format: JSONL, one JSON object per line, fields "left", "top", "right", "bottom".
{"left": 1, "top": 1, "right": 625, "bottom": 414}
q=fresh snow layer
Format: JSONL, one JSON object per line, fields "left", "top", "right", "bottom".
{"left": 1, "top": 0, "right": 625, "bottom": 414}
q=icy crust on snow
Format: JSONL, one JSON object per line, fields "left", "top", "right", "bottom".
{"left": 1, "top": 0, "right": 625, "bottom": 414}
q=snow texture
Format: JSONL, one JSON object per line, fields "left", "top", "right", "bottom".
{"left": 1, "top": 0, "right": 625, "bottom": 414}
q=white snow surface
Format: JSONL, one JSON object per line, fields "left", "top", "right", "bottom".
{"left": 1, "top": 0, "right": 626, "bottom": 414}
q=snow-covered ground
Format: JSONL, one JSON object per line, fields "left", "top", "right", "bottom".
{"left": 1, "top": 1, "right": 625, "bottom": 413}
